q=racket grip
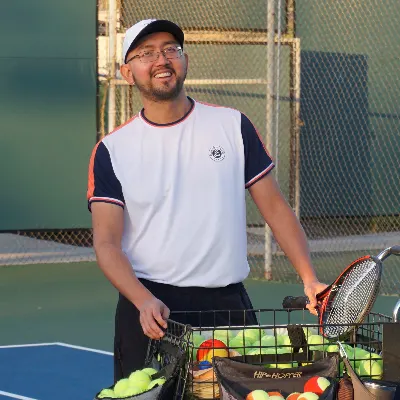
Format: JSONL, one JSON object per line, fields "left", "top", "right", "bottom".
{"left": 282, "top": 296, "right": 308, "bottom": 309}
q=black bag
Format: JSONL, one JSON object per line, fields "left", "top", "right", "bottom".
{"left": 213, "top": 354, "right": 339, "bottom": 400}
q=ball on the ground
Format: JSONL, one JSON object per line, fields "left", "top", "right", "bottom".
{"left": 113, "top": 379, "right": 131, "bottom": 397}
{"left": 147, "top": 377, "right": 166, "bottom": 390}
{"left": 246, "top": 390, "right": 269, "bottom": 399}
{"left": 197, "top": 339, "right": 229, "bottom": 362}
{"left": 286, "top": 393, "right": 301, "bottom": 400}
{"left": 98, "top": 388, "right": 115, "bottom": 398}
{"left": 128, "top": 370, "right": 151, "bottom": 390}
{"left": 298, "top": 393, "right": 319, "bottom": 400}
{"left": 141, "top": 367, "right": 158, "bottom": 377}
{"left": 304, "top": 376, "right": 330, "bottom": 395}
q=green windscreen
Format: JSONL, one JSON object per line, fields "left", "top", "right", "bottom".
{"left": 0, "top": 0, "right": 97, "bottom": 230}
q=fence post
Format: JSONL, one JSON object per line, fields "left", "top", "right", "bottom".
{"left": 265, "top": 0, "right": 276, "bottom": 280}
{"left": 107, "top": 0, "right": 117, "bottom": 133}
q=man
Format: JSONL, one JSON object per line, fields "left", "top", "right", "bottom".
{"left": 87, "top": 19, "right": 327, "bottom": 381}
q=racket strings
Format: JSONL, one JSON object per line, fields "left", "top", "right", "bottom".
{"left": 323, "top": 259, "right": 380, "bottom": 337}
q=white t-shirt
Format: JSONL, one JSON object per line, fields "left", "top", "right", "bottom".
{"left": 87, "top": 98, "right": 274, "bottom": 287}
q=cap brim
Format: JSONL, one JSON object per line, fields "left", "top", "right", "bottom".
{"left": 125, "top": 20, "right": 184, "bottom": 63}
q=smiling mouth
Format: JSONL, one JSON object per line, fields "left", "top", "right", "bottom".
{"left": 154, "top": 72, "right": 173, "bottom": 79}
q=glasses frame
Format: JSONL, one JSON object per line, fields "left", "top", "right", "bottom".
{"left": 126, "top": 45, "right": 183, "bottom": 64}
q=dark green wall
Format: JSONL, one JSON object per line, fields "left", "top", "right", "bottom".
{"left": 297, "top": 1, "right": 400, "bottom": 217}
{"left": 0, "top": 0, "right": 97, "bottom": 230}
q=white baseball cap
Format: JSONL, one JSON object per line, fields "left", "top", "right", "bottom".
{"left": 122, "top": 19, "right": 184, "bottom": 63}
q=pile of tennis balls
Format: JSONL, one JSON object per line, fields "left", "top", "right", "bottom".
{"left": 97, "top": 367, "right": 166, "bottom": 399}
{"left": 192, "top": 328, "right": 383, "bottom": 378}
{"left": 245, "top": 376, "right": 331, "bottom": 399}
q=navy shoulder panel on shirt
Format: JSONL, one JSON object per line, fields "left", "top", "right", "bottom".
{"left": 241, "top": 113, "right": 275, "bottom": 188}
{"left": 87, "top": 141, "right": 125, "bottom": 211}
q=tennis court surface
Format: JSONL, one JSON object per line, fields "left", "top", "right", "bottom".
{"left": 1, "top": 261, "right": 399, "bottom": 399}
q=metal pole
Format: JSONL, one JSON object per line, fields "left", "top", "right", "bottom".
{"left": 293, "top": 39, "right": 301, "bottom": 218}
{"left": 107, "top": 0, "right": 117, "bottom": 133}
{"left": 265, "top": 0, "right": 276, "bottom": 280}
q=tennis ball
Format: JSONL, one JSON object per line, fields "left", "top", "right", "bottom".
{"left": 147, "top": 377, "right": 166, "bottom": 390}
{"left": 141, "top": 367, "right": 158, "bottom": 377}
{"left": 197, "top": 339, "right": 229, "bottom": 362}
{"left": 304, "top": 376, "right": 330, "bottom": 395}
{"left": 261, "top": 335, "right": 277, "bottom": 347}
{"left": 286, "top": 393, "right": 301, "bottom": 400}
{"left": 362, "top": 352, "right": 383, "bottom": 368}
{"left": 246, "top": 390, "right": 269, "bottom": 399}
{"left": 307, "top": 335, "right": 326, "bottom": 351}
{"left": 122, "top": 385, "right": 144, "bottom": 397}
{"left": 97, "top": 388, "right": 115, "bottom": 398}
{"left": 228, "top": 337, "right": 245, "bottom": 354}
{"left": 192, "top": 333, "right": 206, "bottom": 347}
{"left": 129, "top": 370, "right": 151, "bottom": 390}
{"left": 269, "top": 396, "right": 285, "bottom": 400}
{"left": 279, "top": 335, "right": 292, "bottom": 350}
{"left": 113, "top": 379, "right": 131, "bottom": 397}
{"left": 325, "top": 344, "right": 339, "bottom": 353}
{"left": 351, "top": 347, "right": 370, "bottom": 368}
{"left": 298, "top": 393, "right": 319, "bottom": 400}
{"left": 359, "top": 359, "right": 383, "bottom": 379}
{"left": 214, "top": 329, "right": 234, "bottom": 343}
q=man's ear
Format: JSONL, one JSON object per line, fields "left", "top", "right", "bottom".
{"left": 120, "top": 64, "right": 135, "bottom": 85}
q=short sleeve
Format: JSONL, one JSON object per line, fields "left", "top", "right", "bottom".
{"left": 241, "top": 113, "right": 275, "bottom": 188}
{"left": 87, "top": 141, "right": 125, "bottom": 211}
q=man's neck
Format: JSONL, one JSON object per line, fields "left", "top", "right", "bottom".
{"left": 141, "top": 92, "right": 192, "bottom": 125}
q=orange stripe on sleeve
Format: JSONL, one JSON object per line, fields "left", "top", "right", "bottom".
{"left": 87, "top": 141, "right": 101, "bottom": 200}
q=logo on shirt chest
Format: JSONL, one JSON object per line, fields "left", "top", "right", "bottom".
{"left": 209, "top": 146, "right": 226, "bottom": 162}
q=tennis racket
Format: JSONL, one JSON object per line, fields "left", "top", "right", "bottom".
{"left": 282, "top": 245, "right": 400, "bottom": 339}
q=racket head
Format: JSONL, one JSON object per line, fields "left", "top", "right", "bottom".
{"left": 318, "top": 255, "right": 382, "bottom": 339}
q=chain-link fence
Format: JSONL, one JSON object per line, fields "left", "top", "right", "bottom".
{"left": 3, "top": 0, "right": 400, "bottom": 295}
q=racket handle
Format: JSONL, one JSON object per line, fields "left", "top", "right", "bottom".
{"left": 282, "top": 296, "right": 308, "bottom": 309}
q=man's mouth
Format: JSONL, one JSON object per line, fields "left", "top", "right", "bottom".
{"left": 154, "top": 71, "right": 173, "bottom": 79}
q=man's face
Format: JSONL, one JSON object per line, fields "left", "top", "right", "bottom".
{"left": 121, "top": 32, "right": 188, "bottom": 102}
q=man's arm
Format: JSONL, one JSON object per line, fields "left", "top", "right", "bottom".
{"left": 249, "top": 173, "right": 327, "bottom": 312}
{"left": 91, "top": 202, "right": 169, "bottom": 338}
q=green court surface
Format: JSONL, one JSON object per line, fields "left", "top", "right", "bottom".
{"left": 1, "top": 262, "right": 399, "bottom": 352}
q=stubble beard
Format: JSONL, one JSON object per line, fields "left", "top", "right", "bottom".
{"left": 135, "top": 68, "right": 187, "bottom": 102}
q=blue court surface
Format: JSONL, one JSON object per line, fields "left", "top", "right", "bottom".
{"left": 0, "top": 343, "right": 113, "bottom": 400}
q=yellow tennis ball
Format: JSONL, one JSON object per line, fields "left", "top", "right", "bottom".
{"left": 359, "top": 359, "right": 383, "bottom": 379}
{"left": 141, "top": 367, "right": 158, "bottom": 377}
{"left": 113, "top": 379, "right": 130, "bottom": 397}
{"left": 148, "top": 377, "right": 166, "bottom": 390}
{"left": 298, "top": 393, "right": 319, "bottom": 400}
{"left": 97, "top": 388, "right": 115, "bottom": 398}
{"left": 246, "top": 389, "right": 269, "bottom": 399}
{"left": 129, "top": 370, "right": 151, "bottom": 390}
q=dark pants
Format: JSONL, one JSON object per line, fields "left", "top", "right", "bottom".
{"left": 114, "top": 279, "right": 257, "bottom": 382}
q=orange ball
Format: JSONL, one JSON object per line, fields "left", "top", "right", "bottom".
{"left": 268, "top": 392, "right": 284, "bottom": 398}
{"left": 196, "top": 339, "right": 229, "bottom": 362}
{"left": 287, "top": 393, "right": 301, "bottom": 400}
{"left": 304, "top": 376, "right": 330, "bottom": 395}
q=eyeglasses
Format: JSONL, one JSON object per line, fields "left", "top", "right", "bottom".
{"left": 126, "top": 46, "right": 183, "bottom": 64}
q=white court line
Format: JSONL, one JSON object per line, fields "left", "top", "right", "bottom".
{"left": 0, "top": 390, "right": 38, "bottom": 400}
{"left": 0, "top": 342, "right": 112, "bottom": 355}
{"left": 55, "top": 343, "right": 113, "bottom": 356}
{"left": 0, "top": 343, "right": 57, "bottom": 349}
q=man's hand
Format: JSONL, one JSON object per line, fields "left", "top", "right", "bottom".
{"left": 304, "top": 281, "right": 328, "bottom": 316}
{"left": 138, "top": 297, "right": 170, "bottom": 339}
